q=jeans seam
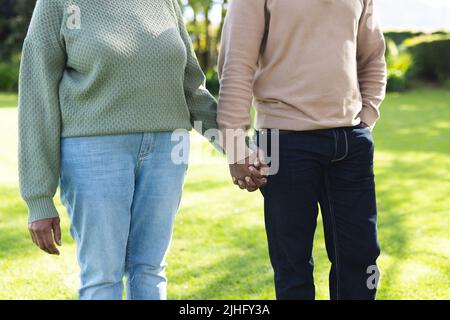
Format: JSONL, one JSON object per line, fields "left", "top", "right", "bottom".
{"left": 141, "top": 133, "right": 156, "bottom": 160}
{"left": 134, "top": 134, "right": 145, "bottom": 175}
{"left": 135, "top": 133, "right": 156, "bottom": 173}
{"left": 125, "top": 235, "right": 133, "bottom": 299}
{"left": 126, "top": 177, "right": 139, "bottom": 300}
{"left": 332, "top": 129, "right": 349, "bottom": 162}
{"left": 331, "top": 130, "right": 338, "bottom": 160}
{"left": 324, "top": 171, "right": 341, "bottom": 299}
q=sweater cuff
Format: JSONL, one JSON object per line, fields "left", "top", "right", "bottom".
{"left": 358, "top": 105, "right": 380, "bottom": 129}
{"left": 192, "top": 117, "right": 222, "bottom": 153}
{"left": 26, "top": 197, "right": 59, "bottom": 224}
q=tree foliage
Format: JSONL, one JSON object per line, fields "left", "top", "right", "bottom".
{"left": 0, "top": 0, "right": 36, "bottom": 61}
{"left": 0, "top": 0, "right": 225, "bottom": 71}
{"left": 182, "top": 0, "right": 228, "bottom": 71}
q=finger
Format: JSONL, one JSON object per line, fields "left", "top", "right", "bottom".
{"left": 232, "top": 176, "right": 238, "bottom": 185}
{"left": 237, "top": 180, "right": 246, "bottom": 189}
{"left": 247, "top": 187, "right": 258, "bottom": 192}
{"left": 253, "top": 157, "right": 261, "bottom": 168}
{"left": 256, "top": 148, "right": 268, "bottom": 166}
{"left": 244, "top": 176, "right": 257, "bottom": 189}
{"left": 260, "top": 166, "right": 270, "bottom": 176}
{"left": 246, "top": 169, "right": 267, "bottom": 187}
{"left": 28, "top": 229, "right": 37, "bottom": 245}
{"left": 255, "top": 177, "right": 268, "bottom": 188}
{"left": 36, "top": 230, "right": 57, "bottom": 255}
{"left": 42, "top": 231, "right": 59, "bottom": 255}
{"left": 53, "top": 219, "right": 62, "bottom": 246}
{"left": 256, "top": 159, "right": 269, "bottom": 169}
{"left": 252, "top": 178, "right": 267, "bottom": 188}
{"left": 249, "top": 166, "right": 264, "bottom": 179}
{"left": 260, "top": 160, "right": 270, "bottom": 168}
{"left": 247, "top": 173, "right": 268, "bottom": 189}
{"left": 35, "top": 232, "right": 51, "bottom": 254}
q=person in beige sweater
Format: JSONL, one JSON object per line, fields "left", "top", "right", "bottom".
{"left": 219, "top": 0, "right": 387, "bottom": 300}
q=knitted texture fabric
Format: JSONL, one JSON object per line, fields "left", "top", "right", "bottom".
{"left": 218, "top": 0, "right": 387, "bottom": 132}
{"left": 19, "top": 0, "right": 218, "bottom": 223}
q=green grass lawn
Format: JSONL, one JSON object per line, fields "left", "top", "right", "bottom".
{"left": 0, "top": 93, "right": 17, "bottom": 108}
{"left": 0, "top": 89, "right": 449, "bottom": 300}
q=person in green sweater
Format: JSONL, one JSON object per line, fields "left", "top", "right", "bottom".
{"left": 18, "top": 0, "right": 262, "bottom": 300}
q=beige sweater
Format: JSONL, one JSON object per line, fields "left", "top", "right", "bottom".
{"left": 218, "top": 0, "right": 387, "bottom": 136}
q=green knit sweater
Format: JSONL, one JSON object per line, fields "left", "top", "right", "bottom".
{"left": 19, "top": 0, "right": 218, "bottom": 223}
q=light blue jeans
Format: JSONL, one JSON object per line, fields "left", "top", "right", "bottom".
{"left": 59, "top": 131, "right": 189, "bottom": 300}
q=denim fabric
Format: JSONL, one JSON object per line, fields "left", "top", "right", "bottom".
{"left": 256, "top": 124, "right": 380, "bottom": 300}
{"left": 59, "top": 131, "right": 189, "bottom": 300}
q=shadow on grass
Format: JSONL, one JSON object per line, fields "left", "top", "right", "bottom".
{"left": 375, "top": 157, "right": 443, "bottom": 296}
{"left": 170, "top": 221, "right": 274, "bottom": 300}
{"left": 0, "top": 186, "right": 35, "bottom": 259}
{"left": 0, "top": 186, "right": 73, "bottom": 259}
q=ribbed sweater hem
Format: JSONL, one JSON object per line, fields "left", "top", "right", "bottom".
{"left": 26, "top": 197, "right": 59, "bottom": 223}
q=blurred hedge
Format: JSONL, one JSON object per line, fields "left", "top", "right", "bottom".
{"left": 405, "top": 35, "right": 450, "bottom": 83}
{"left": 205, "top": 69, "right": 220, "bottom": 96}
{"left": 384, "top": 31, "right": 424, "bottom": 45}
{"left": 0, "top": 54, "right": 19, "bottom": 92}
{"left": 385, "top": 32, "right": 450, "bottom": 92}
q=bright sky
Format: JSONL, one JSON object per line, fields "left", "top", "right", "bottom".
{"left": 187, "top": 0, "right": 450, "bottom": 32}
{"left": 375, "top": 0, "right": 450, "bottom": 31}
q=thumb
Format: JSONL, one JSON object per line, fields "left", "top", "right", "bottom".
{"left": 255, "top": 148, "right": 267, "bottom": 167}
{"left": 53, "top": 218, "right": 62, "bottom": 246}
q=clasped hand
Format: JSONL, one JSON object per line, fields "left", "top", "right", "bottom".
{"left": 229, "top": 148, "right": 268, "bottom": 192}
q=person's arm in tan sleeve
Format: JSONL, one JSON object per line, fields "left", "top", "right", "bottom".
{"left": 357, "top": 0, "right": 388, "bottom": 129}
{"left": 217, "top": 0, "right": 266, "bottom": 163}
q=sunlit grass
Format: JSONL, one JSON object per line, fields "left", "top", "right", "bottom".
{"left": 0, "top": 88, "right": 448, "bottom": 299}
{"left": 0, "top": 93, "right": 17, "bottom": 108}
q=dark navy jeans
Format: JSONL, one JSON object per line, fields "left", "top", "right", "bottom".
{"left": 256, "top": 124, "right": 380, "bottom": 300}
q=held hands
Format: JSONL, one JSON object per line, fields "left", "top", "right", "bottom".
{"left": 28, "top": 217, "right": 62, "bottom": 255}
{"left": 229, "top": 148, "right": 268, "bottom": 192}
{"left": 360, "top": 121, "right": 370, "bottom": 128}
